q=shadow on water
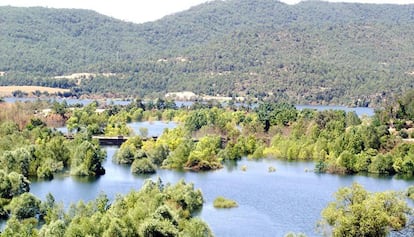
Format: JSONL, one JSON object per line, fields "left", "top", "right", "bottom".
{"left": 72, "top": 175, "right": 101, "bottom": 183}
{"left": 223, "top": 159, "right": 238, "bottom": 172}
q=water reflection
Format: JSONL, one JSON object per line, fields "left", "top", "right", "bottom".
{"left": 29, "top": 150, "right": 414, "bottom": 237}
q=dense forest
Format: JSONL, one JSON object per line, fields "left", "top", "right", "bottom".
{"left": 1, "top": 0, "right": 414, "bottom": 105}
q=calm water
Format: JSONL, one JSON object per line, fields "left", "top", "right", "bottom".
{"left": 5, "top": 97, "right": 375, "bottom": 117}
{"left": 295, "top": 105, "right": 374, "bottom": 117}
{"left": 30, "top": 150, "right": 414, "bottom": 237}
{"left": 30, "top": 123, "right": 414, "bottom": 237}
{"left": 128, "top": 121, "right": 178, "bottom": 137}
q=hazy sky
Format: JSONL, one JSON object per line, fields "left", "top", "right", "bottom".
{"left": 0, "top": 0, "right": 413, "bottom": 23}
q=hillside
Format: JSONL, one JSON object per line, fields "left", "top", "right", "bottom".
{"left": 1, "top": 0, "right": 414, "bottom": 105}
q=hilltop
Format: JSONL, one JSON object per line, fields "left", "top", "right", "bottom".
{"left": 1, "top": 0, "right": 414, "bottom": 105}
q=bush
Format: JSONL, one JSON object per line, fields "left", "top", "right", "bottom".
{"left": 213, "top": 196, "right": 238, "bottom": 208}
{"left": 131, "top": 158, "right": 156, "bottom": 174}
{"left": 407, "top": 186, "right": 414, "bottom": 199}
{"left": 7, "top": 193, "right": 41, "bottom": 219}
{"left": 320, "top": 183, "right": 410, "bottom": 237}
{"left": 284, "top": 233, "right": 307, "bottom": 237}
{"left": 399, "top": 130, "right": 409, "bottom": 139}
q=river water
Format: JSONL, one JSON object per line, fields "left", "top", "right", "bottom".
{"left": 29, "top": 121, "right": 414, "bottom": 237}
{"left": 4, "top": 97, "right": 374, "bottom": 117}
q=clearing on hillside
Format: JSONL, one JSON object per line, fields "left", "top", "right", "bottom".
{"left": 0, "top": 86, "right": 70, "bottom": 96}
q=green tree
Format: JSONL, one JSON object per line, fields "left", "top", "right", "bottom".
{"left": 256, "top": 102, "right": 297, "bottom": 132}
{"left": 1, "top": 217, "right": 39, "bottom": 237}
{"left": 131, "top": 158, "right": 156, "bottom": 174}
{"left": 185, "top": 110, "right": 209, "bottom": 132}
{"left": 162, "top": 139, "right": 194, "bottom": 169}
{"left": 0, "top": 148, "right": 32, "bottom": 177}
{"left": 113, "top": 136, "right": 143, "bottom": 164}
{"left": 7, "top": 193, "right": 41, "bottom": 220}
{"left": 336, "top": 150, "right": 356, "bottom": 173}
{"left": 319, "top": 183, "right": 410, "bottom": 237}
{"left": 185, "top": 136, "right": 222, "bottom": 170}
{"left": 0, "top": 170, "right": 30, "bottom": 199}
{"left": 70, "top": 141, "right": 105, "bottom": 176}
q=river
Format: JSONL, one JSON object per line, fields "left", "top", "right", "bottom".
{"left": 4, "top": 97, "right": 374, "bottom": 117}
{"left": 29, "top": 121, "right": 414, "bottom": 237}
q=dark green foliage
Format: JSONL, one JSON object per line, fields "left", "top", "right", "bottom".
{"left": 368, "top": 154, "right": 394, "bottom": 174}
{"left": 26, "top": 118, "right": 46, "bottom": 130}
{"left": 1, "top": 1, "right": 414, "bottom": 104}
{"left": 256, "top": 102, "right": 297, "bottom": 131}
{"left": 131, "top": 158, "right": 156, "bottom": 174}
{"left": 15, "top": 179, "right": 211, "bottom": 237}
{"left": 162, "top": 139, "right": 194, "bottom": 169}
{"left": 113, "top": 136, "right": 143, "bottom": 164}
{"left": 185, "top": 110, "right": 209, "bottom": 132}
{"left": 11, "top": 90, "right": 28, "bottom": 98}
{"left": 396, "top": 90, "right": 414, "bottom": 120}
{"left": 70, "top": 140, "right": 106, "bottom": 176}
{"left": 0, "top": 148, "right": 32, "bottom": 177}
{"left": 7, "top": 193, "right": 40, "bottom": 220}
{"left": 146, "top": 144, "right": 169, "bottom": 166}
{"left": 0, "top": 170, "right": 30, "bottom": 200}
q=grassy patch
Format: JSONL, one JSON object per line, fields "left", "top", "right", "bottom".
{"left": 213, "top": 196, "right": 238, "bottom": 208}
{"left": 0, "top": 86, "right": 69, "bottom": 96}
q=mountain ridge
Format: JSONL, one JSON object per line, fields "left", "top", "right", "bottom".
{"left": 1, "top": 0, "right": 414, "bottom": 105}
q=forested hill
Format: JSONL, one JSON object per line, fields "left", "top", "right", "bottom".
{"left": 1, "top": 0, "right": 414, "bottom": 105}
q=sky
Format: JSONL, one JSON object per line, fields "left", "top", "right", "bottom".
{"left": 0, "top": 0, "right": 413, "bottom": 23}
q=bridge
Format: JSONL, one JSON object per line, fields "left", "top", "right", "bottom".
{"left": 65, "top": 135, "right": 159, "bottom": 146}
{"left": 92, "top": 136, "right": 130, "bottom": 146}
{"left": 65, "top": 135, "right": 228, "bottom": 147}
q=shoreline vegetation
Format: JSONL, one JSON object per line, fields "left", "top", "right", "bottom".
{"left": 0, "top": 89, "right": 414, "bottom": 235}
{"left": 0, "top": 91, "right": 375, "bottom": 109}
{"left": 2, "top": 90, "right": 414, "bottom": 176}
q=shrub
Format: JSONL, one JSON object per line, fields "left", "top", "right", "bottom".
{"left": 399, "top": 129, "right": 409, "bottom": 139}
{"left": 213, "top": 196, "right": 238, "bottom": 208}
{"left": 131, "top": 158, "right": 156, "bottom": 174}
{"left": 407, "top": 186, "right": 414, "bottom": 199}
